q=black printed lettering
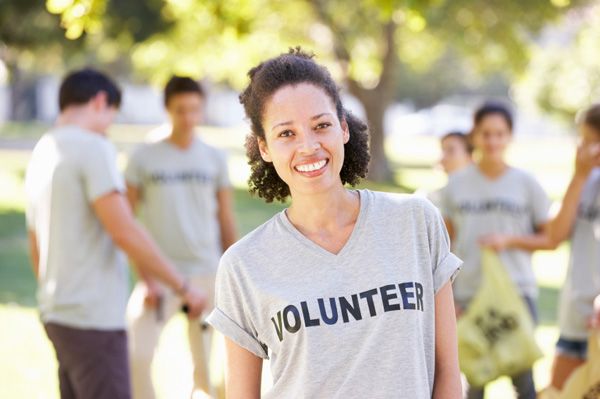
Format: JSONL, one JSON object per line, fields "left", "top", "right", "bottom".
{"left": 398, "top": 282, "right": 416, "bottom": 310}
{"left": 380, "top": 284, "right": 401, "bottom": 312}
{"left": 359, "top": 288, "right": 378, "bottom": 317}
{"left": 283, "top": 305, "right": 301, "bottom": 333}
{"left": 339, "top": 294, "right": 362, "bottom": 323}
{"left": 301, "top": 301, "right": 320, "bottom": 327}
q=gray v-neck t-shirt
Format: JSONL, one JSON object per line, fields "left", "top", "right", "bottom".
{"left": 207, "top": 190, "right": 461, "bottom": 398}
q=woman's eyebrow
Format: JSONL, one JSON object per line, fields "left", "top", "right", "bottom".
{"left": 312, "top": 112, "right": 332, "bottom": 120}
{"left": 270, "top": 113, "right": 333, "bottom": 132}
{"left": 271, "top": 120, "right": 293, "bottom": 132}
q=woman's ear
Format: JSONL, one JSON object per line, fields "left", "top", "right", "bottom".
{"left": 342, "top": 118, "right": 350, "bottom": 144}
{"left": 258, "top": 137, "right": 272, "bottom": 162}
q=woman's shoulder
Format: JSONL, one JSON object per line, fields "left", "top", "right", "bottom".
{"left": 218, "top": 212, "right": 284, "bottom": 270}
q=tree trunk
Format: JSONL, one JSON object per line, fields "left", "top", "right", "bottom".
{"left": 7, "top": 60, "right": 35, "bottom": 121}
{"left": 362, "top": 92, "right": 393, "bottom": 182}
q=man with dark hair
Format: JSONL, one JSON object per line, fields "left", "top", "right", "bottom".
{"left": 125, "top": 75, "right": 237, "bottom": 398}
{"left": 25, "top": 69, "right": 207, "bottom": 399}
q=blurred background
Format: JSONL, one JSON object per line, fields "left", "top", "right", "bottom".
{"left": 1, "top": 0, "right": 599, "bottom": 398}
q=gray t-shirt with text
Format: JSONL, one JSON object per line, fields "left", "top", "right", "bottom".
{"left": 25, "top": 126, "right": 128, "bottom": 329}
{"left": 207, "top": 190, "right": 461, "bottom": 398}
{"left": 558, "top": 168, "right": 600, "bottom": 339}
{"left": 125, "top": 137, "right": 230, "bottom": 276}
{"left": 440, "top": 164, "right": 551, "bottom": 302}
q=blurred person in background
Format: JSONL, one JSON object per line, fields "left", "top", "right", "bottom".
{"left": 125, "top": 76, "right": 237, "bottom": 399}
{"left": 440, "top": 131, "right": 474, "bottom": 175}
{"left": 540, "top": 105, "right": 600, "bottom": 390}
{"left": 440, "top": 102, "right": 551, "bottom": 399}
{"left": 24, "top": 69, "right": 207, "bottom": 399}
{"left": 425, "top": 131, "right": 474, "bottom": 208}
{"left": 479, "top": 104, "right": 600, "bottom": 391}
{"left": 547, "top": 105, "right": 600, "bottom": 390}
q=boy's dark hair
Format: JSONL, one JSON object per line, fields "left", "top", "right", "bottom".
{"left": 474, "top": 102, "right": 513, "bottom": 131}
{"left": 59, "top": 68, "right": 121, "bottom": 111}
{"left": 580, "top": 104, "right": 600, "bottom": 134}
{"left": 441, "top": 131, "right": 474, "bottom": 155}
{"left": 239, "top": 47, "right": 370, "bottom": 203}
{"left": 164, "top": 76, "right": 205, "bottom": 106}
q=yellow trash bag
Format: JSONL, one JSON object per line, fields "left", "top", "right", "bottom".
{"left": 557, "top": 333, "right": 600, "bottom": 399}
{"left": 457, "top": 249, "right": 543, "bottom": 387}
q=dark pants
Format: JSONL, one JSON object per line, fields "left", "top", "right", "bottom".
{"left": 463, "top": 296, "right": 538, "bottom": 399}
{"left": 44, "top": 322, "right": 131, "bottom": 399}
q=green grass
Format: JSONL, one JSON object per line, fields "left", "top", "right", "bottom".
{"left": 0, "top": 123, "right": 579, "bottom": 398}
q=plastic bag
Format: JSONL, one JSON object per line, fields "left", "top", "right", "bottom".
{"left": 558, "top": 333, "right": 600, "bottom": 399}
{"left": 457, "top": 249, "right": 543, "bottom": 387}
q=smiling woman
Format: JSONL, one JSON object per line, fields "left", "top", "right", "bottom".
{"left": 206, "top": 48, "right": 463, "bottom": 399}
{"left": 241, "top": 49, "right": 369, "bottom": 203}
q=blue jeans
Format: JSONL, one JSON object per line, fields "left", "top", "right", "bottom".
{"left": 463, "top": 296, "right": 538, "bottom": 399}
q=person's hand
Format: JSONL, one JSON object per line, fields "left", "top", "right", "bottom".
{"left": 180, "top": 285, "right": 208, "bottom": 320}
{"left": 142, "top": 279, "right": 163, "bottom": 309}
{"left": 479, "top": 234, "right": 511, "bottom": 251}
{"left": 574, "top": 142, "right": 600, "bottom": 178}
{"left": 588, "top": 294, "right": 600, "bottom": 330}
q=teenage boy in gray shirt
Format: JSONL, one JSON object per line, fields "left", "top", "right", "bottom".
{"left": 25, "top": 69, "right": 207, "bottom": 399}
{"left": 124, "top": 76, "right": 237, "bottom": 399}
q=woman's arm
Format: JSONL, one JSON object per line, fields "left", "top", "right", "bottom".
{"left": 225, "top": 337, "right": 263, "bottom": 399}
{"left": 479, "top": 222, "right": 555, "bottom": 251}
{"left": 550, "top": 142, "right": 600, "bottom": 245}
{"left": 433, "top": 281, "right": 462, "bottom": 399}
{"left": 481, "top": 143, "right": 600, "bottom": 252}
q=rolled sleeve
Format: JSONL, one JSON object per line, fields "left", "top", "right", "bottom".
{"left": 208, "top": 254, "right": 268, "bottom": 359}
{"left": 207, "top": 307, "right": 269, "bottom": 359}
{"left": 433, "top": 252, "right": 462, "bottom": 294}
{"left": 424, "top": 200, "right": 462, "bottom": 293}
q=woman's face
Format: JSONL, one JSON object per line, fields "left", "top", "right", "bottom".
{"left": 258, "top": 83, "right": 349, "bottom": 198}
{"left": 440, "top": 136, "right": 471, "bottom": 175}
{"left": 472, "top": 113, "right": 512, "bottom": 162}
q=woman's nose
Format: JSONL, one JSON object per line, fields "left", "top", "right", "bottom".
{"left": 298, "top": 130, "right": 320, "bottom": 154}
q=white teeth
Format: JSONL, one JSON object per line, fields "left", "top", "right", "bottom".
{"left": 296, "top": 160, "right": 326, "bottom": 173}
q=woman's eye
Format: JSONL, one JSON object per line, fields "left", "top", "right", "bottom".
{"left": 316, "top": 122, "right": 331, "bottom": 130}
{"left": 278, "top": 130, "right": 294, "bottom": 138}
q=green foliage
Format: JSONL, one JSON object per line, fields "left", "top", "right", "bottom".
{"left": 42, "top": 0, "right": 582, "bottom": 89}
{"left": 514, "top": 4, "right": 600, "bottom": 122}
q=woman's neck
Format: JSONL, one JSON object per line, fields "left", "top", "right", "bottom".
{"left": 286, "top": 185, "right": 360, "bottom": 236}
{"left": 477, "top": 157, "right": 508, "bottom": 179}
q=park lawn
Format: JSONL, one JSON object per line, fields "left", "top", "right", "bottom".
{"left": 0, "top": 125, "right": 576, "bottom": 398}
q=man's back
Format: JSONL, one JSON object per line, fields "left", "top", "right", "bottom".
{"left": 25, "top": 125, "right": 128, "bottom": 329}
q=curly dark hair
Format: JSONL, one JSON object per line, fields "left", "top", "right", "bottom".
{"left": 239, "top": 48, "right": 370, "bottom": 203}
